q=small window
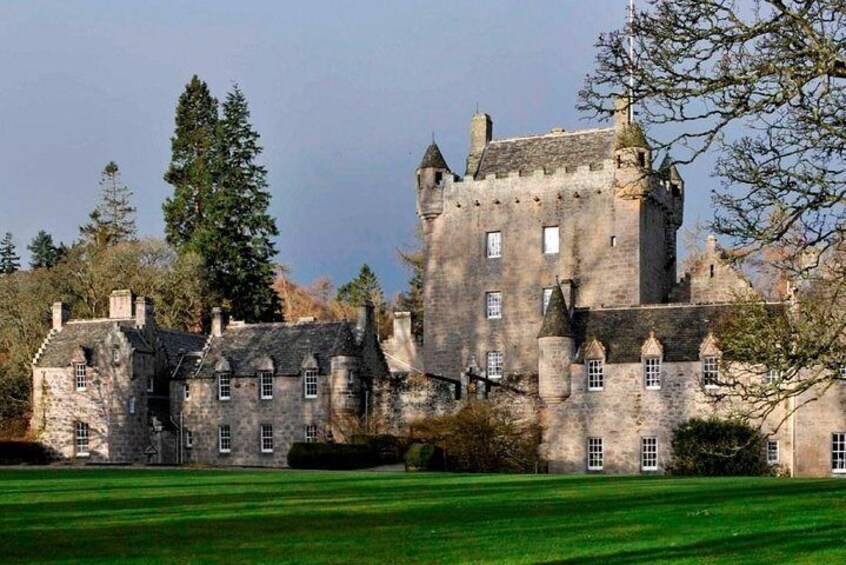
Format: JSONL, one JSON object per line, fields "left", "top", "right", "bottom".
{"left": 183, "top": 383, "right": 190, "bottom": 400}
{"left": 128, "top": 396, "right": 136, "bottom": 415}
{"left": 702, "top": 357, "right": 719, "bottom": 388}
{"left": 486, "top": 231, "right": 502, "bottom": 258}
{"left": 259, "top": 371, "right": 273, "bottom": 400}
{"left": 74, "top": 364, "right": 87, "bottom": 391}
{"left": 833, "top": 433, "right": 846, "bottom": 473}
{"left": 185, "top": 430, "right": 194, "bottom": 449}
{"left": 305, "top": 424, "right": 318, "bottom": 443}
{"left": 644, "top": 357, "right": 661, "bottom": 390}
{"left": 587, "top": 359, "right": 604, "bottom": 391}
{"left": 641, "top": 437, "right": 657, "bottom": 471}
{"left": 610, "top": 236, "right": 617, "bottom": 248}
{"left": 218, "top": 373, "right": 231, "bottom": 401}
{"left": 487, "top": 351, "right": 503, "bottom": 380}
{"left": 260, "top": 424, "right": 273, "bottom": 453}
{"left": 637, "top": 152, "right": 646, "bottom": 168}
{"left": 347, "top": 370, "right": 356, "bottom": 386}
{"left": 304, "top": 369, "right": 318, "bottom": 399}
{"left": 219, "top": 425, "right": 231, "bottom": 454}
{"left": 767, "top": 440, "right": 779, "bottom": 465}
{"left": 486, "top": 292, "right": 502, "bottom": 319}
{"left": 75, "top": 421, "right": 89, "bottom": 457}
{"left": 542, "top": 288, "right": 553, "bottom": 315}
{"left": 839, "top": 365, "right": 846, "bottom": 379}
{"left": 588, "top": 438, "right": 603, "bottom": 471}
{"left": 709, "top": 264, "right": 715, "bottom": 278}
{"left": 766, "top": 369, "right": 780, "bottom": 384}
{"left": 543, "top": 226, "right": 560, "bottom": 255}
{"left": 146, "top": 377, "right": 154, "bottom": 394}
{"left": 435, "top": 171, "right": 443, "bottom": 184}
{"left": 112, "top": 345, "right": 120, "bottom": 364}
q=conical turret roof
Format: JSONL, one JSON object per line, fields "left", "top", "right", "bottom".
{"left": 538, "top": 283, "right": 574, "bottom": 338}
{"left": 419, "top": 143, "right": 449, "bottom": 170}
{"left": 614, "top": 122, "right": 649, "bottom": 150}
{"left": 658, "top": 154, "right": 682, "bottom": 182}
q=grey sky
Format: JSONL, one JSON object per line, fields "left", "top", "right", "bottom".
{"left": 0, "top": 1, "right": 716, "bottom": 296}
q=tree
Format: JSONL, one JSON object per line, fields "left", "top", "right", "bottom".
{"left": 580, "top": 0, "right": 846, "bottom": 415}
{"left": 0, "top": 233, "right": 20, "bottom": 274}
{"left": 337, "top": 264, "right": 390, "bottom": 339}
{"left": 27, "top": 230, "right": 64, "bottom": 269}
{"left": 79, "top": 161, "right": 137, "bottom": 247}
{"left": 668, "top": 418, "right": 772, "bottom": 477}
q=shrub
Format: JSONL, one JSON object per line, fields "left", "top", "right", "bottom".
{"left": 286, "top": 442, "right": 376, "bottom": 470}
{"left": 0, "top": 441, "right": 57, "bottom": 465}
{"left": 668, "top": 418, "right": 772, "bottom": 476}
{"left": 352, "top": 434, "right": 403, "bottom": 465}
{"left": 404, "top": 443, "right": 444, "bottom": 471}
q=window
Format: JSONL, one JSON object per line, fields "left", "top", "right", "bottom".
{"left": 259, "top": 371, "right": 273, "bottom": 400}
{"left": 260, "top": 424, "right": 273, "bottom": 453}
{"left": 543, "top": 226, "right": 559, "bottom": 255}
{"left": 304, "top": 369, "right": 318, "bottom": 399}
{"left": 74, "top": 364, "right": 87, "bottom": 391}
{"left": 305, "top": 424, "right": 318, "bottom": 443}
{"left": 833, "top": 433, "right": 846, "bottom": 473}
{"left": 75, "top": 421, "right": 89, "bottom": 457}
{"left": 637, "top": 152, "right": 646, "bottom": 168}
{"left": 766, "top": 368, "right": 780, "bottom": 384}
{"left": 839, "top": 365, "right": 846, "bottom": 379}
{"left": 487, "top": 351, "right": 503, "bottom": 380}
{"left": 587, "top": 359, "right": 604, "bottom": 391}
{"left": 644, "top": 357, "right": 661, "bottom": 390}
{"left": 486, "top": 231, "right": 502, "bottom": 258}
{"left": 218, "top": 373, "right": 231, "bottom": 401}
{"left": 347, "top": 370, "right": 356, "bottom": 386}
{"left": 642, "top": 437, "right": 657, "bottom": 471}
{"left": 486, "top": 292, "right": 502, "bottom": 319}
{"left": 185, "top": 430, "right": 193, "bottom": 449}
{"left": 146, "top": 377, "right": 154, "bottom": 393}
{"left": 702, "top": 356, "right": 719, "bottom": 387}
{"left": 542, "top": 288, "right": 553, "bottom": 315}
{"left": 610, "top": 235, "right": 617, "bottom": 248}
{"left": 128, "top": 396, "right": 136, "bottom": 415}
{"left": 183, "top": 383, "right": 190, "bottom": 400}
{"left": 588, "top": 438, "right": 603, "bottom": 471}
{"left": 218, "top": 425, "right": 231, "bottom": 454}
{"left": 112, "top": 345, "right": 120, "bottom": 364}
{"left": 767, "top": 440, "right": 779, "bottom": 465}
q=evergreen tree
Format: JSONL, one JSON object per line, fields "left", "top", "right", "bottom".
{"left": 0, "top": 232, "right": 20, "bottom": 274}
{"left": 337, "top": 264, "right": 385, "bottom": 307}
{"left": 79, "top": 161, "right": 137, "bottom": 247}
{"left": 27, "top": 230, "right": 64, "bottom": 269}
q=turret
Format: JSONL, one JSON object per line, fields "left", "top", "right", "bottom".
{"left": 416, "top": 142, "right": 449, "bottom": 220}
{"left": 612, "top": 97, "right": 652, "bottom": 199}
{"left": 537, "top": 283, "right": 575, "bottom": 403}
{"left": 465, "top": 112, "right": 492, "bottom": 177}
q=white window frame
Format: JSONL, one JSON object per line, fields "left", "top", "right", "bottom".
{"left": 74, "top": 363, "right": 87, "bottom": 391}
{"left": 183, "top": 383, "right": 190, "bottom": 401}
{"left": 587, "top": 359, "right": 604, "bottom": 391}
{"left": 543, "top": 226, "right": 560, "bottom": 255}
{"left": 767, "top": 439, "right": 779, "bottom": 465}
{"left": 587, "top": 437, "right": 603, "bottom": 471}
{"left": 185, "top": 430, "right": 193, "bottom": 449}
{"left": 304, "top": 369, "right": 318, "bottom": 399}
{"left": 641, "top": 437, "right": 658, "bottom": 471}
{"left": 487, "top": 351, "right": 503, "bottom": 380}
{"left": 644, "top": 357, "right": 661, "bottom": 390}
{"left": 702, "top": 356, "right": 720, "bottom": 388}
{"left": 542, "top": 288, "right": 553, "bottom": 315}
{"left": 128, "top": 396, "right": 136, "bottom": 415}
{"left": 305, "top": 424, "right": 318, "bottom": 443}
{"left": 766, "top": 368, "right": 780, "bottom": 384}
{"left": 218, "top": 373, "right": 231, "bottom": 401}
{"left": 486, "top": 291, "right": 502, "bottom": 319}
{"left": 146, "top": 377, "right": 154, "bottom": 394}
{"left": 75, "top": 421, "right": 89, "bottom": 457}
{"left": 218, "top": 425, "right": 231, "bottom": 454}
{"left": 486, "top": 231, "right": 502, "bottom": 259}
{"left": 260, "top": 424, "right": 273, "bottom": 453}
{"left": 833, "top": 433, "right": 846, "bottom": 473}
{"left": 259, "top": 371, "right": 273, "bottom": 400}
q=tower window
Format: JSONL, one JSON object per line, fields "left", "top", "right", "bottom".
{"left": 610, "top": 236, "right": 617, "bottom": 248}
{"left": 543, "top": 226, "right": 559, "bottom": 255}
{"left": 486, "top": 231, "right": 502, "bottom": 258}
{"left": 637, "top": 152, "right": 646, "bottom": 167}
{"left": 710, "top": 264, "right": 715, "bottom": 278}
{"left": 486, "top": 292, "right": 502, "bottom": 319}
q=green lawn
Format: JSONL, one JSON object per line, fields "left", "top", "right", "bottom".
{"left": 2, "top": 469, "right": 846, "bottom": 564}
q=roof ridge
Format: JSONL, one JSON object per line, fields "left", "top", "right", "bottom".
{"left": 490, "top": 126, "right": 615, "bottom": 145}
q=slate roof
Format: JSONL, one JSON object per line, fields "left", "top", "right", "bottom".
{"left": 538, "top": 284, "right": 574, "bottom": 338}
{"left": 419, "top": 143, "right": 450, "bottom": 170}
{"left": 35, "top": 319, "right": 153, "bottom": 368}
{"left": 191, "top": 321, "right": 360, "bottom": 379}
{"left": 475, "top": 127, "right": 616, "bottom": 178}
{"left": 157, "top": 329, "right": 207, "bottom": 365}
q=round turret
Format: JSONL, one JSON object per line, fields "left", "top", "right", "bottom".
{"left": 416, "top": 142, "right": 450, "bottom": 220}
{"left": 538, "top": 283, "right": 575, "bottom": 403}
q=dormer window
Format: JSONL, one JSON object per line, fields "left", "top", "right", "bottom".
{"left": 702, "top": 356, "right": 720, "bottom": 388}
{"left": 74, "top": 364, "right": 87, "bottom": 391}
{"left": 217, "top": 373, "right": 231, "bottom": 401}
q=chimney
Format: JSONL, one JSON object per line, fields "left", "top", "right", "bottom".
{"left": 357, "top": 300, "right": 375, "bottom": 335}
{"left": 52, "top": 302, "right": 69, "bottom": 331}
{"left": 211, "top": 307, "right": 224, "bottom": 337}
{"left": 392, "top": 312, "right": 412, "bottom": 341}
{"left": 614, "top": 95, "right": 631, "bottom": 128}
{"left": 135, "top": 297, "right": 155, "bottom": 329}
{"left": 109, "top": 289, "right": 134, "bottom": 319}
{"left": 466, "top": 112, "right": 493, "bottom": 176}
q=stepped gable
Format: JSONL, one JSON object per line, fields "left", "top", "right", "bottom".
{"left": 34, "top": 320, "right": 151, "bottom": 367}
{"left": 195, "top": 321, "right": 360, "bottom": 378}
{"left": 538, "top": 284, "right": 574, "bottom": 338}
{"left": 475, "top": 127, "right": 615, "bottom": 178}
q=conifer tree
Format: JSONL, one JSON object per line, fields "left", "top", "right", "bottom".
{"left": 27, "top": 230, "right": 64, "bottom": 269}
{"left": 337, "top": 264, "right": 384, "bottom": 307}
{"left": 79, "top": 161, "right": 137, "bottom": 247}
{"left": 0, "top": 232, "right": 21, "bottom": 274}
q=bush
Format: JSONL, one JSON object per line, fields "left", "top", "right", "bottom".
{"left": 286, "top": 442, "right": 376, "bottom": 470}
{"left": 352, "top": 434, "right": 403, "bottom": 465}
{"left": 404, "top": 443, "right": 444, "bottom": 471}
{"left": 0, "top": 441, "right": 57, "bottom": 465}
{"left": 668, "top": 418, "right": 772, "bottom": 476}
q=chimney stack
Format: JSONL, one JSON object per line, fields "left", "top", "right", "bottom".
{"left": 357, "top": 300, "right": 375, "bottom": 335}
{"left": 52, "top": 302, "right": 69, "bottom": 331}
{"left": 392, "top": 312, "right": 412, "bottom": 342}
{"left": 135, "top": 297, "right": 155, "bottom": 329}
{"left": 211, "top": 307, "right": 224, "bottom": 337}
{"left": 465, "top": 112, "right": 493, "bottom": 176}
{"left": 109, "top": 289, "right": 134, "bottom": 319}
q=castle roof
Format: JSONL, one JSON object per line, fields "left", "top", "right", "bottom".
{"left": 34, "top": 320, "right": 151, "bottom": 368}
{"left": 475, "top": 127, "right": 616, "bottom": 178}
{"left": 538, "top": 284, "right": 574, "bottom": 338}
{"left": 419, "top": 143, "right": 449, "bottom": 170}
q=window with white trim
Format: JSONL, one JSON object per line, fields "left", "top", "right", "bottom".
{"left": 486, "top": 292, "right": 502, "bottom": 319}
{"left": 74, "top": 363, "right": 87, "bottom": 391}
{"left": 218, "top": 425, "right": 231, "bottom": 454}
{"left": 347, "top": 370, "right": 356, "bottom": 386}
{"left": 702, "top": 356, "right": 719, "bottom": 387}
{"left": 542, "top": 288, "right": 553, "bottom": 315}
{"left": 642, "top": 437, "right": 657, "bottom": 471}
{"left": 767, "top": 439, "right": 779, "bottom": 465}
{"left": 128, "top": 396, "right": 136, "bottom": 415}
{"left": 587, "top": 438, "right": 603, "bottom": 470}
{"left": 304, "top": 369, "right": 318, "bottom": 399}
{"left": 185, "top": 430, "right": 194, "bottom": 449}
{"left": 260, "top": 424, "right": 273, "bottom": 453}
{"left": 112, "top": 345, "right": 120, "bottom": 364}
{"left": 839, "top": 365, "right": 846, "bottom": 379}
{"left": 644, "top": 357, "right": 661, "bottom": 390}
{"left": 833, "top": 433, "right": 846, "bottom": 473}
{"left": 183, "top": 383, "right": 190, "bottom": 400}
{"left": 486, "top": 231, "right": 501, "bottom": 258}
{"left": 146, "top": 377, "right": 154, "bottom": 393}
{"left": 75, "top": 421, "right": 89, "bottom": 457}
{"left": 217, "top": 373, "right": 231, "bottom": 401}
{"left": 487, "top": 351, "right": 503, "bottom": 380}
{"left": 543, "top": 226, "right": 559, "bottom": 255}
{"left": 587, "top": 359, "right": 604, "bottom": 391}
{"left": 766, "top": 368, "right": 780, "bottom": 384}
{"left": 259, "top": 371, "right": 273, "bottom": 400}
{"left": 305, "top": 424, "right": 318, "bottom": 443}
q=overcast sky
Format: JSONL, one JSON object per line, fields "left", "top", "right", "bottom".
{"left": 0, "top": 1, "right": 717, "bottom": 296}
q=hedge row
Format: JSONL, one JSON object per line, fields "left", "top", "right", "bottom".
{"left": 287, "top": 443, "right": 376, "bottom": 470}
{"left": 0, "top": 441, "right": 57, "bottom": 465}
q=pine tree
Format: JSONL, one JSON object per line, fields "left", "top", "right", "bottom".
{"left": 27, "top": 230, "right": 64, "bottom": 269}
{"left": 79, "top": 161, "right": 137, "bottom": 247}
{"left": 337, "top": 264, "right": 385, "bottom": 307}
{"left": 162, "top": 75, "right": 219, "bottom": 250}
{"left": 0, "top": 232, "right": 21, "bottom": 274}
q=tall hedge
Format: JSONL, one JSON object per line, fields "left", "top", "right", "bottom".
{"left": 668, "top": 418, "right": 772, "bottom": 476}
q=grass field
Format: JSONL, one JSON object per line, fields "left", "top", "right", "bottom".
{"left": 2, "top": 469, "right": 846, "bottom": 564}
